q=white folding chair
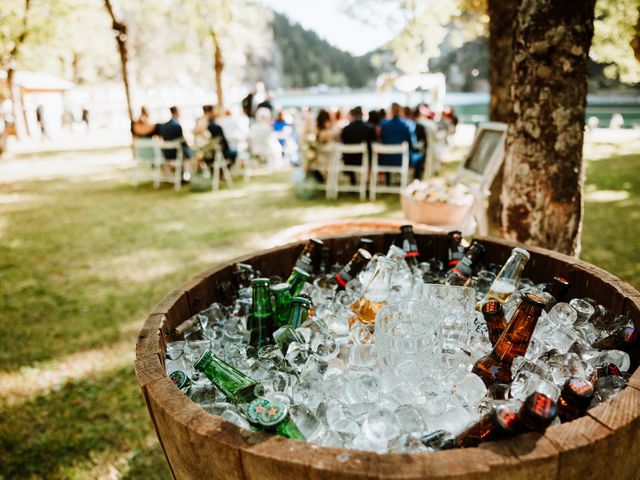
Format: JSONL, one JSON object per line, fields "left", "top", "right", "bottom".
{"left": 328, "top": 142, "right": 368, "bottom": 200}
{"left": 132, "top": 138, "right": 182, "bottom": 190}
{"left": 369, "top": 142, "right": 410, "bottom": 201}
{"left": 211, "top": 148, "right": 234, "bottom": 191}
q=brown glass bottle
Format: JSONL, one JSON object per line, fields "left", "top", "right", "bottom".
{"left": 592, "top": 326, "right": 638, "bottom": 353}
{"left": 482, "top": 300, "right": 507, "bottom": 346}
{"left": 399, "top": 225, "right": 420, "bottom": 266}
{"left": 445, "top": 240, "right": 486, "bottom": 286}
{"left": 334, "top": 248, "right": 372, "bottom": 290}
{"left": 513, "top": 392, "right": 557, "bottom": 432}
{"left": 294, "top": 238, "right": 324, "bottom": 274}
{"left": 452, "top": 404, "right": 519, "bottom": 448}
{"left": 472, "top": 293, "right": 546, "bottom": 387}
{"left": 447, "top": 230, "right": 466, "bottom": 269}
{"left": 557, "top": 377, "right": 594, "bottom": 423}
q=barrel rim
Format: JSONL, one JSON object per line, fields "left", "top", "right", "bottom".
{"left": 135, "top": 231, "right": 640, "bottom": 477}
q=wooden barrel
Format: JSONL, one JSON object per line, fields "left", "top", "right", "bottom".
{"left": 135, "top": 232, "right": 640, "bottom": 480}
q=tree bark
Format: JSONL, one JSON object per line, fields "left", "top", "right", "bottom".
{"left": 500, "top": 0, "right": 596, "bottom": 256}
{"left": 103, "top": 0, "right": 135, "bottom": 131}
{"left": 632, "top": 5, "right": 640, "bottom": 63}
{"left": 486, "top": 0, "right": 521, "bottom": 231}
{"left": 487, "top": 0, "right": 520, "bottom": 123}
{"left": 212, "top": 31, "right": 225, "bottom": 111}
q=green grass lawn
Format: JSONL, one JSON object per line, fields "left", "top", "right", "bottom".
{"left": 0, "top": 137, "right": 638, "bottom": 479}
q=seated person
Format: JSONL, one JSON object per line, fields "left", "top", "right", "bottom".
{"left": 132, "top": 106, "right": 158, "bottom": 138}
{"left": 204, "top": 105, "right": 237, "bottom": 166}
{"left": 379, "top": 103, "right": 415, "bottom": 166}
{"left": 157, "top": 106, "right": 193, "bottom": 161}
{"left": 340, "top": 106, "right": 375, "bottom": 185}
{"left": 249, "top": 107, "right": 283, "bottom": 168}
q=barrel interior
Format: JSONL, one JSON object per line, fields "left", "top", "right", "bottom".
{"left": 135, "top": 232, "right": 640, "bottom": 480}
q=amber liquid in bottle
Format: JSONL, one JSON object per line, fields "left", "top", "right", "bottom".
{"left": 453, "top": 405, "right": 518, "bottom": 448}
{"left": 472, "top": 293, "right": 546, "bottom": 386}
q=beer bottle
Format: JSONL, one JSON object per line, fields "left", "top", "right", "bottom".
{"left": 248, "top": 278, "right": 275, "bottom": 349}
{"left": 194, "top": 350, "right": 262, "bottom": 404}
{"left": 350, "top": 256, "right": 396, "bottom": 326}
{"left": 359, "top": 237, "right": 375, "bottom": 253}
{"left": 232, "top": 262, "right": 254, "bottom": 290}
{"left": 245, "top": 397, "right": 306, "bottom": 440}
{"left": 334, "top": 248, "right": 372, "bottom": 291}
{"left": 472, "top": 293, "right": 546, "bottom": 386}
{"left": 444, "top": 240, "right": 486, "bottom": 286}
{"left": 557, "top": 377, "right": 594, "bottom": 422}
{"left": 482, "top": 300, "right": 507, "bottom": 346}
{"left": 287, "top": 267, "right": 310, "bottom": 297}
{"left": 318, "top": 246, "right": 332, "bottom": 275}
{"left": 589, "top": 363, "right": 621, "bottom": 385}
{"left": 513, "top": 392, "right": 557, "bottom": 432}
{"left": 477, "top": 247, "right": 530, "bottom": 310}
{"left": 399, "top": 225, "right": 420, "bottom": 266}
{"left": 270, "top": 283, "right": 292, "bottom": 329}
{"left": 447, "top": 230, "right": 466, "bottom": 269}
{"left": 273, "top": 296, "right": 309, "bottom": 353}
{"left": 169, "top": 370, "right": 192, "bottom": 394}
{"left": 540, "top": 276, "right": 570, "bottom": 311}
{"left": 452, "top": 405, "right": 519, "bottom": 448}
{"left": 592, "top": 326, "right": 638, "bottom": 353}
{"left": 294, "top": 238, "right": 324, "bottom": 274}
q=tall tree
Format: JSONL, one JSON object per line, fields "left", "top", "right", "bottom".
{"left": 500, "top": 0, "right": 596, "bottom": 255}
{"left": 487, "top": 0, "right": 520, "bottom": 123}
{"left": 103, "top": 0, "right": 134, "bottom": 129}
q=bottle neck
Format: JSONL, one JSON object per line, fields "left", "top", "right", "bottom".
{"left": 363, "top": 257, "right": 394, "bottom": 301}
{"left": 252, "top": 284, "right": 272, "bottom": 318}
{"left": 496, "top": 253, "right": 528, "bottom": 282}
{"left": 493, "top": 299, "right": 543, "bottom": 361}
{"left": 288, "top": 303, "right": 309, "bottom": 329}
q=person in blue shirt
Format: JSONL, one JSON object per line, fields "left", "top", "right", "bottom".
{"left": 379, "top": 103, "right": 415, "bottom": 183}
{"left": 157, "top": 106, "right": 193, "bottom": 161}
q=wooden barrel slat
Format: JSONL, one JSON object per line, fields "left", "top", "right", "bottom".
{"left": 135, "top": 232, "right": 640, "bottom": 479}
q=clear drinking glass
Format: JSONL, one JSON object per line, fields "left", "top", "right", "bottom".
{"left": 374, "top": 300, "right": 442, "bottom": 380}
{"left": 422, "top": 284, "right": 476, "bottom": 352}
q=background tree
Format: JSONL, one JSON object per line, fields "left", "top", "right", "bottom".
{"left": 501, "top": 0, "right": 596, "bottom": 255}
{"left": 103, "top": 0, "right": 134, "bottom": 129}
{"left": 0, "top": 0, "right": 66, "bottom": 137}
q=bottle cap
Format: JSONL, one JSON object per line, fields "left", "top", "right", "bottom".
{"left": 270, "top": 283, "right": 291, "bottom": 294}
{"left": 512, "top": 247, "right": 530, "bottom": 260}
{"left": 523, "top": 292, "right": 546, "bottom": 308}
{"left": 493, "top": 405, "right": 518, "bottom": 432}
{"left": 518, "top": 392, "right": 557, "bottom": 431}
{"left": 482, "top": 300, "right": 504, "bottom": 317}
{"left": 169, "top": 371, "right": 191, "bottom": 390}
{"left": 561, "top": 377, "right": 594, "bottom": 409}
{"left": 246, "top": 397, "right": 288, "bottom": 428}
{"left": 251, "top": 278, "right": 270, "bottom": 286}
{"left": 400, "top": 224, "right": 414, "bottom": 233}
{"left": 356, "top": 248, "right": 373, "bottom": 261}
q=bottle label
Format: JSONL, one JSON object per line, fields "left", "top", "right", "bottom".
{"left": 169, "top": 371, "right": 190, "bottom": 390}
{"left": 246, "top": 397, "right": 288, "bottom": 427}
{"left": 530, "top": 393, "right": 555, "bottom": 419}
{"left": 335, "top": 274, "right": 347, "bottom": 287}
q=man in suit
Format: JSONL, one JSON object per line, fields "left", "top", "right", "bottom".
{"left": 379, "top": 103, "right": 415, "bottom": 167}
{"left": 158, "top": 106, "right": 193, "bottom": 161}
{"left": 205, "top": 105, "right": 237, "bottom": 166}
{"left": 340, "top": 106, "right": 375, "bottom": 185}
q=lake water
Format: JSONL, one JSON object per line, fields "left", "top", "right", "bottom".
{"left": 275, "top": 90, "right": 640, "bottom": 128}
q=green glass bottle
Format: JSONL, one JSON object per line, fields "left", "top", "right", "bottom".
{"left": 248, "top": 278, "right": 275, "bottom": 348}
{"left": 194, "top": 350, "right": 262, "bottom": 404}
{"left": 273, "top": 297, "right": 310, "bottom": 354}
{"left": 271, "top": 282, "right": 292, "bottom": 329}
{"left": 245, "top": 397, "right": 306, "bottom": 440}
{"left": 287, "top": 267, "right": 310, "bottom": 297}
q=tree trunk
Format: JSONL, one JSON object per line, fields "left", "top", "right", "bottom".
{"left": 212, "top": 32, "right": 225, "bottom": 111}
{"left": 632, "top": 5, "right": 640, "bottom": 63}
{"left": 487, "top": 0, "right": 520, "bottom": 123}
{"left": 103, "top": 0, "right": 135, "bottom": 131}
{"left": 500, "top": 0, "right": 596, "bottom": 256}
{"left": 486, "top": 0, "right": 521, "bottom": 231}
{"left": 6, "top": 68, "right": 19, "bottom": 135}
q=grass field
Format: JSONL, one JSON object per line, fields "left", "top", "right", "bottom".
{"left": 0, "top": 135, "right": 638, "bottom": 478}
